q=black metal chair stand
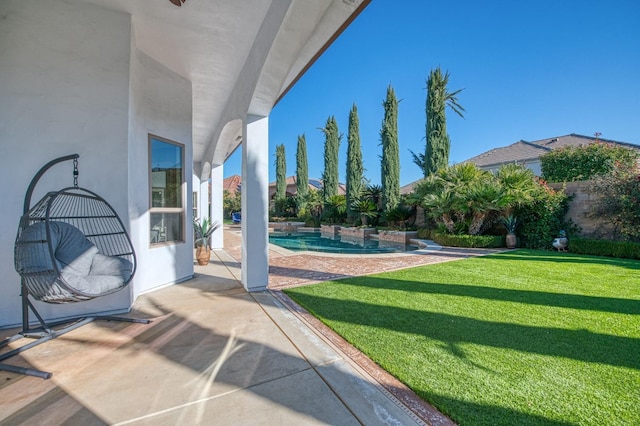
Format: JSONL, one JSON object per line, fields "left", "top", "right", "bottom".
{"left": 0, "top": 154, "right": 151, "bottom": 379}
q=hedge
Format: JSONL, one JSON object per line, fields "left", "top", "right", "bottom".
{"left": 417, "top": 227, "right": 434, "bottom": 239}
{"left": 569, "top": 238, "right": 640, "bottom": 260}
{"left": 540, "top": 143, "right": 638, "bottom": 182}
{"left": 433, "top": 233, "right": 505, "bottom": 248}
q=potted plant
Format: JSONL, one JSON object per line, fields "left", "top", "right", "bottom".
{"left": 501, "top": 215, "right": 518, "bottom": 249}
{"left": 194, "top": 217, "right": 221, "bottom": 265}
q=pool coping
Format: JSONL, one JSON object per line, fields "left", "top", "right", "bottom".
{"left": 268, "top": 237, "right": 443, "bottom": 258}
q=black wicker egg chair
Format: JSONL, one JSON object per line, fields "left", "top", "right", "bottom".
{"left": 0, "top": 154, "right": 150, "bottom": 379}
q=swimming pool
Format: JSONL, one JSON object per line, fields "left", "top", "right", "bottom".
{"left": 269, "top": 232, "right": 417, "bottom": 254}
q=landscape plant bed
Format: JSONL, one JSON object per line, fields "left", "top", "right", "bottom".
{"left": 284, "top": 249, "right": 640, "bottom": 426}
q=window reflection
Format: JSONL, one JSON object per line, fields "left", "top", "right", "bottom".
{"left": 149, "top": 136, "right": 184, "bottom": 244}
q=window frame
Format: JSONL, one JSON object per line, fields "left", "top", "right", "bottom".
{"left": 148, "top": 134, "right": 186, "bottom": 246}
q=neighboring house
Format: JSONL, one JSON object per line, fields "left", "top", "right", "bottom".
{"left": 464, "top": 133, "right": 640, "bottom": 175}
{"left": 400, "top": 133, "right": 640, "bottom": 194}
{"left": 222, "top": 175, "right": 242, "bottom": 196}
{"left": 0, "top": 0, "right": 370, "bottom": 328}
{"left": 268, "top": 176, "right": 346, "bottom": 199}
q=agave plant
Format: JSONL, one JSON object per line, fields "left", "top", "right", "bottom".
{"left": 501, "top": 215, "right": 518, "bottom": 234}
{"left": 193, "top": 217, "right": 221, "bottom": 248}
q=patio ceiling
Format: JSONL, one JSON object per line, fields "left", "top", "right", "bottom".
{"left": 82, "top": 0, "right": 368, "bottom": 168}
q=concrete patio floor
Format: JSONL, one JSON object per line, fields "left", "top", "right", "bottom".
{"left": 0, "top": 228, "right": 497, "bottom": 425}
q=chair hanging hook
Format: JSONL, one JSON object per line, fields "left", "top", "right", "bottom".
{"left": 73, "top": 157, "right": 79, "bottom": 188}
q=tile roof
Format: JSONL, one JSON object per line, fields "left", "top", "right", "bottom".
{"left": 400, "top": 181, "right": 419, "bottom": 195}
{"left": 268, "top": 176, "right": 346, "bottom": 196}
{"left": 223, "top": 174, "right": 242, "bottom": 195}
{"left": 465, "top": 133, "right": 640, "bottom": 168}
{"left": 464, "top": 140, "right": 550, "bottom": 167}
{"left": 400, "top": 133, "right": 640, "bottom": 193}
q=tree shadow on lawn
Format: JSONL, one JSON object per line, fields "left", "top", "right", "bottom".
{"left": 486, "top": 250, "right": 640, "bottom": 270}
{"left": 341, "top": 276, "right": 640, "bottom": 315}
{"left": 287, "top": 292, "right": 640, "bottom": 371}
{"left": 423, "top": 390, "right": 574, "bottom": 426}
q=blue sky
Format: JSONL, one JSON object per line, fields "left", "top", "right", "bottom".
{"left": 225, "top": 0, "right": 640, "bottom": 187}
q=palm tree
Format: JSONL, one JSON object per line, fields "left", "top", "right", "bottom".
{"left": 463, "top": 180, "right": 509, "bottom": 235}
{"left": 437, "top": 162, "right": 486, "bottom": 187}
{"left": 362, "top": 184, "right": 383, "bottom": 212}
{"left": 495, "top": 163, "right": 537, "bottom": 210}
{"left": 324, "top": 195, "right": 347, "bottom": 224}
{"left": 305, "top": 189, "right": 324, "bottom": 227}
{"left": 384, "top": 205, "right": 416, "bottom": 230}
{"left": 350, "top": 198, "right": 377, "bottom": 227}
{"left": 421, "top": 188, "right": 459, "bottom": 233}
{"left": 413, "top": 67, "right": 465, "bottom": 177}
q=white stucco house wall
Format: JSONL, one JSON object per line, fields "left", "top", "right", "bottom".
{"left": 0, "top": 0, "right": 369, "bottom": 328}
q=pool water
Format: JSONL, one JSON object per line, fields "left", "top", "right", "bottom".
{"left": 269, "top": 232, "right": 417, "bottom": 254}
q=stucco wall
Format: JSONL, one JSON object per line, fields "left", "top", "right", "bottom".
{"left": 0, "top": 0, "right": 133, "bottom": 326}
{"left": 128, "top": 44, "right": 194, "bottom": 298}
{"left": 0, "top": 0, "right": 194, "bottom": 327}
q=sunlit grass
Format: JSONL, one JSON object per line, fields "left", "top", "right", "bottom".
{"left": 284, "top": 249, "right": 640, "bottom": 425}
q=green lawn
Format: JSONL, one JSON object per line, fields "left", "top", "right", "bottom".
{"left": 284, "top": 250, "right": 640, "bottom": 426}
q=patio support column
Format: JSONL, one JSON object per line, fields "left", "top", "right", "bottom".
{"left": 197, "top": 176, "right": 207, "bottom": 223}
{"left": 210, "top": 164, "right": 224, "bottom": 249}
{"left": 241, "top": 114, "right": 269, "bottom": 291}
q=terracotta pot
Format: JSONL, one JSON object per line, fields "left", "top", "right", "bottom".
{"left": 506, "top": 233, "right": 517, "bottom": 249}
{"left": 195, "top": 245, "right": 211, "bottom": 265}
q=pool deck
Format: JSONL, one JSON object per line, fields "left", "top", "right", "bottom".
{"left": 1, "top": 226, "right": 500, "bottom": 425}
{"left": 225, "top": 226, "right": 500, "bottom": 290}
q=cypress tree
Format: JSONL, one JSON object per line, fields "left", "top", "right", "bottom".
{"left": 380, "top": 85, "right": 400, "bottom": 212}
{"left": 296, "top": 134, "right": 309, "bottom": 212}
{"left": 320, "top": 116, "right": 341, "bottom": 203}
{"left": 346, "top": 103, "right": 364, "bottom": 221}
{"left": 275, "top": 144, "right": 287, "bottom": 201}
{"left": 423, "top": 67, "right": 465, "bottom": 176}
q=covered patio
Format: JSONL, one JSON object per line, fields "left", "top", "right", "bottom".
{"left": 1, "top": 0, "right": 368, "bottom": 329}
{"left": 0, "top": 231, "right": 453, "bottom": 425}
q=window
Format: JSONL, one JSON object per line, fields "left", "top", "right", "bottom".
{"left": 149, "top": 135, "right": 184, "bottom": 245}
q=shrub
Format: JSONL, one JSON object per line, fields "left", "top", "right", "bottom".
{"left": 273, "top": 196, "right": 297, "bottom": 218}
{"left": 223, "top": 189, "right": 241, "bottom": 219}
{"left": 514, "top": 179, "right": 574, "bottom": 249}
{"left": 416, "top": 227, "right": 434, "bottom": 239}
{"left": 415, "top": 163, "right": 547, "bottom": 236}
{"left": 569, "top": 238, "right": 640, "bottom": 260}
{"left": 590, "top": 163, "right": 640, "bottom": 242}
{"left": 323, "top": 194, "right": 347, "bottom": 224}
{"left": 540, "top": 143, "right": 638, "bottom": 182}
{"left": 433, "top": 233, "right": 505, "bottom": 248}
{"left": 383, "top": 205, "right": 415, "bottom": 229}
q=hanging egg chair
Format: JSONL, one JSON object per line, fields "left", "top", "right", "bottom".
{"left": 15, "top": 187, "right": 136, "bottom": 303}
{"left": 1, "top": 154, "right": 150, "bottom": 379}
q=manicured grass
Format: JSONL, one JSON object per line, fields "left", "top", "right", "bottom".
{"left": 284, "top": 250, "right": 640, "bottom": 426}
